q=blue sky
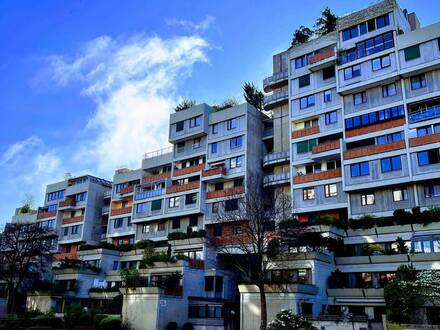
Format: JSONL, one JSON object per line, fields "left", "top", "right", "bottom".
{"left": 0, "top": 0, "right": 438, "bottom": 225}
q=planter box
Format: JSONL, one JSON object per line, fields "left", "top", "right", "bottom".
{"left": 168, "top": 237, "right": 204, "bottom": 246}
{"left": 413, "top": 222, "right": 440, "bottom": 232}
{"left": 346, "top": 228, "right": 376, "bottom": 236}
{"left": 335, "top": 256, "right": 370, "bottom": 265}
{"left": 89, "top": 291, "right": 121, "bottom": 299}
{"left": 327, "top": 288, "right": 364, "bottom": 298}
{"left": 410, "top": 252, "right": 440, "bottom": 262}
{"left": 370, "top": 254, "right": 409, "bottom": 264}
{"left": 375, "top": 224, "right": 413, "bottom": 234}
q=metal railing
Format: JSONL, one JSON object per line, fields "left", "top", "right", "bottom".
{"left": 263, "top": 127, "right": 274, "bottom": 137}
{"left": 143, "top": 146, "right": 173, "bottom": 160}
{"left": 135, "top": 188, "right": 165, "bottom": 200}
{"left": 409, "top": 105, "right": 440, "bottom": 123}
{"left": 263, "top": 90, "right": 288, "bottom": 106}
{"left": 263, "top": 151, "right": 290, "bottom": 165}
{"left": 263, "top": 70, "right": 288, "bottom": 89}
{"left": 263, "top": 172, "right": 290, "bottom": 185}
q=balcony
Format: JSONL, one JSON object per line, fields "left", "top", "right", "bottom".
{"left": 62, "top": 215, "right": 84, "bottom": 225}
{"left": 408, "top": 105, "right": 440, "bottom": 123}
{"left": 308, "top": 49, "right": 335, "bottom": 71}
{"left": 327, "top": 288, "right": 384, "bottom": 299}
{"left": 263, "top": 151, "right": 290, "bottom": 167}
{"left": 202, "top": 167, "right": 227, "bottom": 180}
{"left": 52, "top": 252, "right": 79, "bottom": 261}
{"left": 59, "top": 199, "right": 76, "bottom": 208}
{"left": 37, "top": 210, "right": 57, "bottom": 220}
{"left": 102, "top": 205, "right": 110, "bottom": 214}
{"left": 293, "top": 168, "right": 341, "bottom": 184}
{"left": 110, "top": 206, "right": 132, "bottom": 216}
{"left": 166, "top": 181, "right": 200, "bottom": 194}
{"left": 263, "top": 90, "right": 288, "bottom": 110}
{"left": 343, "top": 140, "right": 405, "bottom": 160}
{"left": 173, "top": 163, "right": 204, "bottom": 177}
{"left": 206, "top": 186, "right": 245, "bottom": 199}
{"left": 345, "top": 118, "right": 405, "bottom": 138}
{"left": 103, "top": 191, "right": 112, "bottom": 199}
{"left": 263, "top": 127, "right": 274, "bottom": 139}
{"left": 409, "top": 133, "right": 440, "bottom": 147}
{"left": 120, "top": 185, "right": 134, "bottom": 195}
{"left": 292, "top": 126, "right": 320, "bottom": 139}
{"left": 263, "top": 172, "right": 290, "bottom": 187}
{"left": 312, "top": 140, "right": 340, "bottom": 154}
{"left": 135, "top": 188, "right": 165, "bottom": 200}
{"left": 263, "top": 70, "right": 288, "bottom": 92}
{"left": 143, "top": 172, "right": 171, "bottom": 184}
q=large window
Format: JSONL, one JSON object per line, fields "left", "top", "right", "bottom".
{"left": 340, "top": 31, "right": 394, "bottom": 64}
{"left": 324, "top": 184, "right": 338, "bottom": 197}
{"left": 410, "top": 74, "right": 426, "bottom": 90}
{"left": 189, "top": 115, "right": 202, "bottom": 128}
{"left": 303, "top": 188, "right": 315, "bottom": 200}
{"left": 230, "top": 136, "right": 243, "bottom": 149}
{"left": 345, "top": 105, "right": 404, "bottom": 130}
{"left": 298, "top": 74, "right": 310, "bottom": 88}
{"left": 376, "top": 132, "right": 402, "bottom": 144}
{"left": 296, "top": 139, "right": 317, "bottom": 154}
{"left": 225, "top": 199, "right": 239, "bottom": 211}
{"left": 393, "top": 188, "right": 408, "bottom": 202}
{"left": 417, "top": 149, "right": 440, "bottom": 166}
{"left": 361, "top": 193, "right": 375, "bottom": 206}
{"left": 372, "top": 55, "right": 391, "bottom": 71}
{"left": 322, "top": 66, "right": 335, "bottom": 80}
{"left": 381, "top": 156, "right": 402, "bottom": 172}
{"left": 342, "top": 26, "right": 359, "bottom": 42}
{"left": 299, "top": 95, "right": 315, "bottom": 109}
{"left": 189, "top": 305, "right": 222, "bottom": 319}
{"left": 227, "top": 118, "right": 238, "bottom": 130}
{"left": 136, "top": 203, "right": 147, "bottom": 213}
{"left": 176, "top": 121, "right": 184, "bottom": 132}
{"left": 351, "top": 162, "right": 369, "bottom": 177}
{"left": 344, "top": 65, "right": 361, "bottom": 80}
{"left": 230, "top": 156, "right": 243, "bottom": 169}
{"left": 47, "top": 190, "right": 65, "bottom": 201}
{"left": 113, "top": 218, "right": 123, "bottom": 228}
{"left": 168, "top": 197, "right": 180, "bottom": 208}
{"left": 185, "top": 193, "right": 197, "bottom": 205}
{"left": 404, "top": 45, "right": 421, "bottom": 61}
{"left": 75, "top": 192, "right": 87, "bottom": 202}
{"left": 151, "top": 199, "right": 162, "bottom": 211}
{"left": 353, "top": 92, "right": 367, "bottom": 105}
{"left": 382, "top": 83, "right": 397, "bottom": 97}
{"left": 342, "top": 14, "right": 389, "bottom": 42}
{"left": 325, "top": 111, "right": 337, "bottom": 125}
{"left": 424, "top": 184, "right": 440, "bottom": 198}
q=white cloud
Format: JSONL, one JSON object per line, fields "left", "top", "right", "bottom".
{"left": 166, "top": 16, "right": 215, "bottom": 33}
{"left": 0, "top": 136, "right": 42, "bottom": 166}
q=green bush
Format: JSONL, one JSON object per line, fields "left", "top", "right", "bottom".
{"left": 167, "top": 231, "right": 187, "bottom": 240}
{"left": 33, "top": 313, "right": 64, "bottom": 328}
{"left": 387, "top": 323, "right": 404, "bottom": 330}
{"left": 268, "top": 309, "right": 317, "bottom": 330}
{"left": 118, "top": 244, "right": 135, "bottom": 252}
{"left": 98, "top": 316, "right": 121, "bottom": 330}
{"left": 135, "top": 239, "right": 155, "bottom": 249}
{"left": 93, "top": 314, "right": 107, "bottom": 328}
{"left": 64, "top": 303, "right": 85, "bottom": 327}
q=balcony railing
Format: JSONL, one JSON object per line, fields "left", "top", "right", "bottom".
{"left": 53, "top": 252, "right": 79, "bottom": 261}
{"left": 312, "top": 140, "right": 340, "bottom": 154}
{"left": 309, "top": 49, "right": 335, "bottom": 65}
{"left": 294, "top": 168, "right": 342, "bottom": 184}
{"left": 263, "top": 172, "right": 290, "bottom": 186}
{"left": 207, "top": 186, "right": 245, "bottom": 199}
{"left": 263, "top": 90, "right": 288, "bottom": 108}
{"left": 409, "top": 133, "right": 440, "bottom": 147}
{"left": 263, "top": 151, "right": 290, "bottom": 166}
{"left": 59, "top": 199, "right": 76, "bottom": 208}
{"left": 102, "top": 205, "right": 110, "bottom": 214}
{"left": 263, "top": 70, "right": 288, "bottom": 90}
{"left": 166, "top": 181, "right": 200, "bottom": 194}
{"left": 338, "top": 36, "right": 394, "bottom": 65}
{"left": 345, "top": 118, "right": 405, "bottom": 138}
{"left": 173, "top": 163, "right": 204, "bottom": 177}
{"left": 62, "top": 215, "right": 84, "bottom": 225}
{"left": 408, "top": 105, "right": 440, "bottom": 123}
{"left": 143, "top": 172, "right": 171, "bottom": 184}
{"left": 202, "top": 167, "right": 227, "bottom": 177}
{"left": 343, "top": 140, "right": 405, "bottom": 160}
{"left": 110, "top": 207, "right": 132, "bottom": 216}
{"left": 143, "top": 146, "right": 173, "bottom": 159}
{"left": 135, "top": 188, "right": 165, "bottom": 200}
{"left": 263, "top": 127, "right": 274, "bottom": 138}
{"left": 37, "top": 210, "right": 57, "bottom": 220}
{"left": 120, "top": 185, "right": 134, "bottom": 195}
{"left": 103, "top": 191, "right": 112, "bottom": 199}
{"left": 292, "top": 126, "right": 320, "bottom": 139}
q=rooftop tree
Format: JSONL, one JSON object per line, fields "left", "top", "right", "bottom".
{"left": 290, "top": 26, "right": 314, "bottom": 48}
{"left": 243, "top": 82, "right": 264, "bottom": 112}
{"left": 174, "top": 99, "right": 196, "bottom": 112}
{"left": 314, "top": 7, "right": 337, "bottom": 36}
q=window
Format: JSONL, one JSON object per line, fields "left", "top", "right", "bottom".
{"left": 114, "top": 218, "right": 123, "bottom": 228}
{"left": 322, "top": 66, "right": 335, "bottom": 80}
{"left": 233, "top": 224, "right": 242, "bottom": 235}
{"left": 230, "top": 156, "right": 243, "bottom": 169}
{"left": 410, "top": 74, "right": 426, "bottom": 90}
{"left": 211, "top": 143, "right": 218, "bottom": 154}
{"left": 211, "top": 123, "right": 218, "bottom": 134}
{"left": 376, "top": 132, "right": 402, "bottom": 144}
{"left": 193, "top": 137, "right": 201, "bottom": 149}
{"left": 75, "top": 192, "right": 87, "bottom": 202}
{"left": 176, "top": 121, "right": 184, "bottom": 132}
{"left": 376, "top": 14, "right": 390, "bottom": 29}
{"left": 404, "top": 45, "right": 421, "bottom": 61}
{"left": 299, "top": 95, "right": 315, "bottom": 109}
{"left": 325, "top": 111, "right": 337, "bottom": 125}
{"left": 368, "top": 18, "right": 376, "bottom": 32}
{"left": 345, "top": 105, "right": 404, "bottom": 130}
{"left": 424, "top": 184, "right": 440, "bottom": 198}
{"left": 177, "top": 141, "right": 185, "bottom": 153}
{"left": 172, "top": 218, "right": 181, "bottom": 229}
{"left": 205, "top": 276, "right": 214, "bottom": 291}
{"left": 47, "top": 204, "right": 57, "bottom": 212}
{"left": 47, "top": 190, "right": 65, "bottom": 201}
{"left": 127, "top": 217, "right": 132, "bottom": 227}
{"left": 393, "top": 188, "right": 408, "bottom": 202}
{"left": 212, "top": 202, "right": 219, "bottom": 214}
{"left": 353, "top": 92, "right": 367, "bottom": 105}
{"left": 142, "top": 224, "right": 150, "bottom": 233}
{"left": 382, "top": 83, "right": 397, "bottom": 97}
{"left": 344, "top": 65, "right": 361, "bottom": 80}
{"left": 233, "top": 178, "right": 243, "bottom": 188}
{"left": 151, "top": 199, "right": 162, "bottom": 211}
{"left": 189, "top": 305, "right": 223, "bottom": 319}
{"left": 303, "top": 188, "right": 315, "bottom": 200}
{"left": 71, "top": 225, "right": 80, "bottom": 235}
{"left": 189, "top": 216, "right": 198, "bottom": 227}
{"left": 225, "top": 199, "right": 239, "bottom": 211}
{"left": 417, "top": 126, "right": 433, "bottom": 137}
{"left": 342, "top": 26, "right": 359, "bottom": 41}
{"left": 112, "top": 261, "right": 119, "bottom": 271}
{"left": 185, "top": 193, "right": 197, "bottom": 205}
{"left": 136, "top": 202, "right": 147, "bottom": 213}
{"left": 298, "top": 74, "right": 310, "bottom": 88}
{"left": 361, "top": 193, "right": 375, "bottom": 206}
{"left": 227, "top": 118, "right": 238, "bottom": 130}
{"left": 417, "top": 149, "right": 440, "bottom": 166}
{"left": 324, "top": 184, "right": 338, "bottom": 197}
{"left": 381, "top": 156, "right": 402, "bottom": 172}
{"left": 295, "top": 54, "right": 309, "bottom": 69}
{"left": 359, "top": 22, "right": 367, "bottom": 35}
{"left": 323, "top": 90, "right": 332, "bottom": 102}
{"left": 63, "top": 227, "right": 68, "bottom": 236}
{"left": 157, "top": 222, "right": 165, "bottom": 231}
{"left": 296, "top": 139, "right": 317, "bottom": 154}
{"left": 189, "top": 115, "right": 202, "bottom": 128}
{"left": 372, "top": 55, "right": 391, "bottom": 71}
{"left": 213, "top": 224, "right": 222, "bottom": 237}
{"left": 230, "top": 136, "right": 243, "bottom": 149}
{"left": 169, "top": 197, "right": 180, "bottom": 208}
{"left": 351, "top": 162, "right": 369, "bottom": 177}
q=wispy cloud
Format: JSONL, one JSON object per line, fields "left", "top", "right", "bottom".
{"left": 1, "top": 28, "right": 211, "bottom": 222}
{"left": 166, "top": 16, "right": 215, "bottom": 33}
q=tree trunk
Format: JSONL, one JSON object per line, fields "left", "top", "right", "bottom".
{"left": 258, "top": 283, "right": 267, "bottom": 330}
{"left": 6, "top": 286, "right": 17, "bottom": 314}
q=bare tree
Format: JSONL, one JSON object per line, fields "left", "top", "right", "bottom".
{"left": 207, "top": 176, "right": 315, "bottom": 330}
{"left": 0, "top": 223, "right": 54, "bottom": 313}
{"left": 243, "top": 82, "right": 264, "bottom": 112}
